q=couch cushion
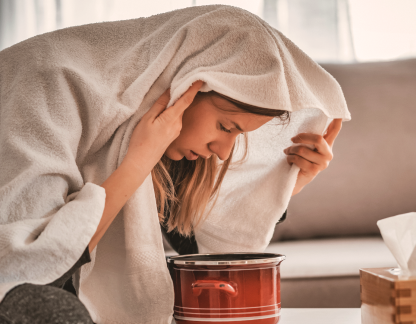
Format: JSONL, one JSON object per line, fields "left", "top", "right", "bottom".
{"left": 265, "top": 237, "right": 396, "bottom": 279}
{"left": 280, "top": 277, "right": 361, "bottom": 308}
{"left": 273, "top": 58, "right": 416, "bottom": 241}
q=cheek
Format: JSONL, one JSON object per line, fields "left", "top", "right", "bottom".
{"left": 180, "top": 112, "right": 214, "bottom": 145}
{"left": 165, "top": 117, "right": 202, "bottom": 154}
{"left": 180, "top": 122, "right": 206, "bottom": 145}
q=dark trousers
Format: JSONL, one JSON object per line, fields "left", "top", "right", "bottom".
{"left": 0, "top": 283, "right": 94, "bottom": 324}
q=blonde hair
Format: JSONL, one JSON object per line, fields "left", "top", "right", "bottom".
{"left": 151, "top": 91, "right": 290, "bottom": 237}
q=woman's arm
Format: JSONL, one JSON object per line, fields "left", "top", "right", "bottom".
{"left": 88, "top": 158, "right": 150, "bottom": 253}
{"left": 89, "top": 81, "right": 204, "bottom": 253}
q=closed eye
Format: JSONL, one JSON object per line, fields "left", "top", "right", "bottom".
{"left": 219, "top": 123, "right": 232, "bottom": 133}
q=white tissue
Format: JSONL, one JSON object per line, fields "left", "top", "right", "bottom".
{"left": 377, "top": 212, "right": 416, "bottom": 276}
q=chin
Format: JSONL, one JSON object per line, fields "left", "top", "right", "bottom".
{"left": 164, "top": 148, "right": 183, "bottom": 161}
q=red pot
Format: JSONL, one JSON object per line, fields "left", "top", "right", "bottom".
{"left": 167, "top": 253, "right": 285, "bottom": 324}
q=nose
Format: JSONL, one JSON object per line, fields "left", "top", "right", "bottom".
{"left": 208, "top": 136, "right": 237, "bottom": 161}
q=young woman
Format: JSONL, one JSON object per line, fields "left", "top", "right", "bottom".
{"left": 0, "top": 4, "right": 349, "bottom": 324}
{"left": 0, "top": 80, "right": 340, "bottom": 323}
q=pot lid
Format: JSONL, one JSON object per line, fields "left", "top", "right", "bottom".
{"left": 167, "top": 252, "right": 285, "bottom": 265}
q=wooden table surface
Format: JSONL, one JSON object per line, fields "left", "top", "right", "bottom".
{"left": 172, "top": 308, "right": 361, "bottom": 323}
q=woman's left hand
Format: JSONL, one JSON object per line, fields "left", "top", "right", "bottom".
{"left": 284, "top": 118, "right": 343, "bottom": 196}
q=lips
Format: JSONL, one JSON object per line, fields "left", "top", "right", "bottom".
{"left": 187, "top": 150, "right": 211, "bottom": 160}
{"left": 188, "top": 150, "right": 199, "bottom": 160}
{"left": 193, "top": 151, "right": 212, "bottom": 159}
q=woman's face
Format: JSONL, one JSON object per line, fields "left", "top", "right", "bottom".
{"left": 164, "top": 93, "right": 273, "bottom": 161}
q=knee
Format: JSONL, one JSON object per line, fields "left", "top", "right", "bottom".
{"left": 1, "top": 283, "right": 93, "bottom": 324}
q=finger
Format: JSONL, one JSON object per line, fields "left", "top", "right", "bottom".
{"left": 284, "top": 145, "right": 330, "bottom": 166}
{"left": 146, "top": 87, "right": 171, "bottom": 120}
{"left": 323, "top": 118, "right": 342, "bottom": 148}
{"left": 291, "top": 133, "right": 331, "bottom": 157}
{"left": 287, "top": 155, "right": 320, "bottom": 175}
{"left": 167, "top": 80, "right": 204, "bottom": 117}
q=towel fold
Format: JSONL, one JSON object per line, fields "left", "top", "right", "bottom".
{"left": 0, "top": 4, "right": 350, "bottom": 324}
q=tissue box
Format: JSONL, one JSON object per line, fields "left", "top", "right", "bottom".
{"left": 360, "top": 267, "right": 416, "bottom": 324}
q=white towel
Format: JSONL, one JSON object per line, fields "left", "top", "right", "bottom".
{"left": 0, "top": 4, "right": 351, "bottom": 324}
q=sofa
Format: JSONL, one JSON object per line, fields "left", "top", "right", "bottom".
{"left": 164, "top": 58, "right": 416, "bottom": 308}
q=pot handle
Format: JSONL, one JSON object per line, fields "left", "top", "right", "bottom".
{"left": 192, "top": 280, "right": 237, "bottom": 297}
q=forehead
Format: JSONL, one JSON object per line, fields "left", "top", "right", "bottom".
{"left": 208, "top": 94, "right": 273, "bottom": 130}
{"left": 208, "top": 94, "right": 240, "bottom": 111}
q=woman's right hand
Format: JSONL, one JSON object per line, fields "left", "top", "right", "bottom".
{"left": 124, "top": 80, "right": 204, "bottom": 173}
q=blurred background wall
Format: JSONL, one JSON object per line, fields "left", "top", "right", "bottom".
{"left": 0, "top": 0, "right": 415, "bottom": 63}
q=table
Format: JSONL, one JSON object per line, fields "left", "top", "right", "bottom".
{"left": 172, "top": 308, "right": 361, "bottom": 323}
{"left": 279, "top": 308, "right": 361, "bottom": 324}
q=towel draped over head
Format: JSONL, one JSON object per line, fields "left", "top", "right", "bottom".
{"left": 0, "top": 4, "right": 350, "bottom": 324}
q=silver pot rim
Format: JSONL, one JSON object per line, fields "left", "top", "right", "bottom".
{"left": 167, "top": 252, "right": 286, "bottom": 265}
